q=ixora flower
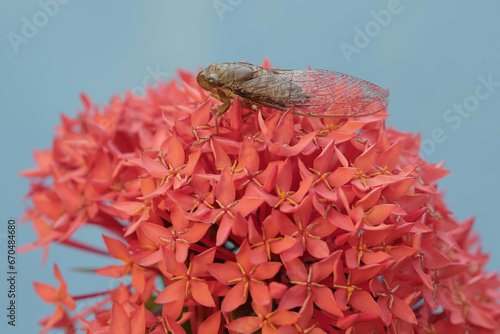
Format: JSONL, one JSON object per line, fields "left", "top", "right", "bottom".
{"left": 22, "top": 59, "right": 500, "bottom": 333}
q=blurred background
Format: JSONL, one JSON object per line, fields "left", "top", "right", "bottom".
{"left": 1, "top": 1, "right": 499, "bottom": 332}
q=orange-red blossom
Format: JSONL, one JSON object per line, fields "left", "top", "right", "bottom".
{"left": 23, "top": 59, "right": 500, "bottom": 333}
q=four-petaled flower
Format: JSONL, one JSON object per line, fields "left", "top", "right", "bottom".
{"left": 33, "top": 264, "right": 76, "bottom": 333}
{"left": 156, "top": 247, "right": 216, "bottom": 319}
{"left": 208, "top": 239, "right": 282, "bottom": 312}
{"left": 279, "top": 251, "right": 343, "bottom": 317}
{"left": 226, "top": 301, "right": 300, "bottom": 334}
{"left": 139, "top": 204, "right": 210, "bottom": 264}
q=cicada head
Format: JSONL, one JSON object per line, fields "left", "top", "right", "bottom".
{"left": 196, "top": 64, "right": 227, "bottom": 92}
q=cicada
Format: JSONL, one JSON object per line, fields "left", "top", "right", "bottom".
{"left": 196, "top": 62, "right": 389, "bottom": 127}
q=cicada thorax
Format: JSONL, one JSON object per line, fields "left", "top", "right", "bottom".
{"left": 220, "top": 62, "right": 272, "bottom": 86}
{"left": 206, "top": 62, "right": 275, "bottom": 108}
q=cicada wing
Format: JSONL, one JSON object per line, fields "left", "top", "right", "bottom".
{"left": 292, "top": 95, "right": 390, "bottom": 118}
{"left": 232, "top": 69, "right": 389, "bottom": 117}
{"left": 288, "top": 70, "right": 389, "bottom": 117}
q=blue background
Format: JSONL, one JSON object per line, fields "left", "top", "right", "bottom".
{"left": 1, "top": 1, "right": 499, "bottom": 332}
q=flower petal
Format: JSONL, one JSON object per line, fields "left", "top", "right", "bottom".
{"left": 313, "top": 287, "right": 343, "bottom": 317}
{"left": 155, "top": 280, "right": 186, "bottom": 304}
{"left": 207, "top": 262, "right": 242, "bottom": 284}
{"left": 391, "top": 295, "right": 417, "bottom": 324}
{"left": 226, "top": 316, "right": 262, "bottom": 333}
{"left": 198, "top": 311, "right": 221, "bottom": 334}
{"left": 190, "top": 280, "right": 215, "bottom": 307}
{"left": 279, "top": 284, "right": 307, "bottom": 311}
{"left": 249, "top": 281, "right": 272, "bottom": 305}
{"left": 221, "top": 282, "right": 247, "bottom": 312}
{"left": 349, "top": 290, "right": 382, "bottom": 316}
{"left": 252, "top": 262, "right": 282, "bottom": 280}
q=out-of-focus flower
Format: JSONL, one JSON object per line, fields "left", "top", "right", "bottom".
{"left": 22, "top": 59, "right": 500, "bottom": 333}
{"left": 33, "top": 264, "right": 76, "bottom": 333}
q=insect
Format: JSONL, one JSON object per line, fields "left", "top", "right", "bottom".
{"left": 196, "top": 62, "right": 389, "bottom": 129}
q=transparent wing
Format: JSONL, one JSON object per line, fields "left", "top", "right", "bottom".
{"left": 232, "top": 70, "right": 389, "bottom": 117}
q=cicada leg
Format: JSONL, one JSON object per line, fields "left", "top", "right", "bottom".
{"left": 203, "top": 90, "right": 231, "bottom": 135}
{"left": 214, "top": 100, "right": 230, "bottom": 135}
{"left": 241, "top": 104, "right": 259, "bottom": 119}
{"left": 205, "top": 92, "right": 222, "bottom": 102}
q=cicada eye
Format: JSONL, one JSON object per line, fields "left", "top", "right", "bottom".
{"left": 207, "top": 74, "right": 220, "bottom": 87}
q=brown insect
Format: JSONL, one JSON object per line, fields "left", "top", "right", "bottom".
{"left": 196, "top": 62, "right": 389, "bottom": 129}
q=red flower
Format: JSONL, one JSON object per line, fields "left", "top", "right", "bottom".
{"left": 156, "top": 247, "right": 216, "bottom": 318}
{"left": 247, "top": 209, "right": 296, "bottom": 265}
{"left": 187, "top": 165, "right": 263, "bottom": 246}
{"left": 94, "top": 235, "right": 155, "bottom": 298}
{"left": 208, "top": 239, "right": 281, "bottom": 312}
{"left": 369, "top": 274, "right": 417, "bottom": 325}
{"left": 278, "top": 295, "right": 326, "bottom": 334}
{"left": 21, "top": 59, "right": 500, "bottom": 333}
{"left": 277, "top": 196, "right": 337, "bottom": 261}
{"left": 139, "top": 204, "right": 210, "bottom": 264}
{"left": 226, "top": 301, "right": 300, "bottom": 333}
{"left": 33, "top": 264, "right": 76, "bottom": 333}
{"left": 332, "top": 265, "right": 384, "bottom": 318}
{"left": 279, "top": 251, "right": 343, "bottom": 317}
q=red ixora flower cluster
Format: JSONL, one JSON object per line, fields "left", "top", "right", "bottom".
{"left": 22, "top": 59, "right": 500, "bottom": 334}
